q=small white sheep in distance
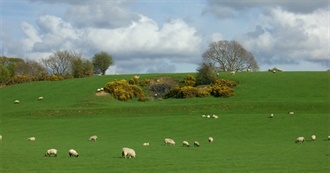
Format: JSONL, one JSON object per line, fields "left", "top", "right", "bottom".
{"left": 27, "top": 137, "right": 36, "bottom": 141}
{"left": 328, "top": 136, "right": 330, "bottom": 140}
{"left": 0, "top": 135, "right": 2, "bottom": 140}
{"left": 208, "top": 137, "right": 214, "bottom": 143}
{"left": 230, "top": 71, "right": 236, "bottom": 75}
{"left": 288, "top": 111, "right": 294, "bottom": 115}
{"left": 311, "top": 135, "right": 316, "bottom": 141}
{"left": 69, "top": 149, "right": 79, "bottom": 157}
{"left": 182, "top": 141, "right": 190, "bottom": 147}
{"left": 194, "top": 141, "right": 200, "bottom": 147}
{"left": 269, "top": 114, "right": 274, "bottom": 118}
{"left": 97, "top": 88, "right": 101, "bottom": 92}
{"left": 14, "top": 100, "right": 20, "bottom": 104}
{"left": 164, "top": 138, "right": 175, "bottom": 145}
{"left": 212, "top": 115, "right": 218, "bottom": 119}
{"left": 122, "top": 147, "right": 136, "bottom": 158}
{"left": 45, "top": 149, "right": 57, "bottom": 157}
{"left": 100, "top": 88, "right": 104, "bottom": 91}
{"left": 207, "top": 115, "right": 211, "bottom": 118}
{"left": 295, "top": 137, "right": 305, "bottom": 143}
{"left": 143, "top": 142, "right": 150, "bottom": 146}
{"left": 201, "top": 114, "right": 206, "bottom": 118}
{"left": 38, "top": 97, "right": 43, "bottom": 100}
{"left": 89, "top": 135, "right": 97, "bottom": 141}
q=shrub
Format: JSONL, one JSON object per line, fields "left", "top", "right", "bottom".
{"left": 196, "top": 63, "right": 218, "bottom": 85}
{"left": 129, "top": 77, "right": 138, "bottom": 85}
{"left": 139, "top": 78, "right": 151, "bottom": 87}
{"left": 210, "top": 79, "right": 237, "bottom": 97}
{"left": 105, "top": 79, "right": 145, "bottom": 101}
{"left": 178, "top": 86, "right": 199, "bottom": 98}
{"left": 184, "top": 75, "right": 196, "bottom": 86}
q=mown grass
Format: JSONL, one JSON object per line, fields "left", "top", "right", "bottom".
{"left": 0, "top": 72, "right": 329, "bottom": 173}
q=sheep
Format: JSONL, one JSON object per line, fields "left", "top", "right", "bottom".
{"left": 45, "top": 149, "right": 57, "bottom": 157}
{"left": 194, "top": 141, "right": 200, "bottom": 147}
{"left": 14, "top": 100, "right": 20, "bottom": 104}
{"left": 69, "top": 149, "right": 79, "bottom": 157}
{"left": 100, "top": 88, "right": 104, "bottom": 91}
{"left": 295, "top": 137, "right": 305, "bottom": 143}
{"left": 38, "top": 97, "right": 43, "bottom": 100}
{"left": 269, "top": 114, "right": 274, "bottom": 118}
{"left": 247, "top": 68, "right": 251, "bottom": 72}
{"left": 207, "top": 115, "right": 211, "bottom": 118}
{"left": 164, "top": 138, "right": 175, "bottom": 145}
{"left": 311, "top": 135, "right": 316, "bottom": 141}
{"left": 288, "top": 111, "right": 294, "bottom": 115}
{"left": 27, "top": 137, "right": 36, "bottom": 141}
{"left": 201, "top": 114, "right": 206, "bottom": 118}
{"left": 143, "top": 143, "right": 150, "bottom": 146}
{"left": 208, "top": 137, "right": 214, "bottom": 143}
{"left": 122, "top": 147, "right": 136, "bottom": 158}
{"left": 328, "top": 136, "right": 330, "bottom": 140}
{"left": 0, "top": 135, "right": 2, "bottom": 140}
{"left": 88, "top": 135, "right": 97, "bottom": 141}
{"left": 212, "top": 115, "right": 218, "bottom": 119}
{"left": 97, "top": 88, "right": 101, "bottom": 92}
{"left": 182, "top": 141, "right": 190, "bottom": 147}
{"left": 230, "top": 71, "right": 236, "bottom": 75}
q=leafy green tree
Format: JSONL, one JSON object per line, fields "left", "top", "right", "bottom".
{"left": 196, "top": 63, "right": 218, "bottom": 85}
{"left": 92, "top": 51, "right": 114, "bottom": 75}
{"left": 0, "top": 64, "right": 10, "bottom": 84}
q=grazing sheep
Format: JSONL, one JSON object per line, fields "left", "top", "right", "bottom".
{"left": 288, "top": 112, "right": 294, "bottom": 115}
{"left": 230, "top": 71, "right": 236, "bottom": 75}
{"left": 27, "top": 137, "right": 36, "bottom": 141}
{"left": 97, "top": 88, "right": 101, "bottom": 92}
{"left": 69, "top": 149, "right": 79, "bottom": 157}
{"left": 328, "top": 136, "right": 330, "bottom": 140}
{"left": 14, "top": 100, "right": 20, "bottom": 104}
{"left": 38, "top": 97, "right": 43, "bottom": 100}
{"left": 247, "top": 68, "right": 251, "bottom": 72}
{"left": 194, "top": 141, "right": 200, "bottom": 147}
{"left": 89, "top": 135, "right": 97, "bottom": 141}
{"left": 208, "top": 137, "right": 214, "bottom": 143}
{"left": 269, "top": 114, "right": 274, "bottom": 118}
{"left": 100, "top": 88, "right": 104, "bottom": 91}
{"left": 182, "top": 141, "right": 190, "bottom": 147}
{"left": 0, "top": 135, "right": 2, "bottom": 140}
{"left": 311, "top": 135, "right": 316, "bottom": 141}
{"left": 295, "top": 137, "right": 305, "bottom": 143}
{"left": 45, "top": 149, "right": 57, "bottom": 157}
{"left": 202, "top": 115, "right": 206, "bottom": 118}
{"left": 212, "top": 115, "right": 218, "bottom": 119}
{"left": 122, "top": 147, "right": 136, "bottom": 158}
{"left": 207, "top": 115, "right": 211, "bottom": 118}
{"left": 164, "top": 138, "right": 175, "bottom": 145}
{"left": 143, "top": 143, "right": 150, "bottom": 146}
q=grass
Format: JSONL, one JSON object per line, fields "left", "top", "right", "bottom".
{"left": 0, "top": 71, "right": 329, "bottom": 173}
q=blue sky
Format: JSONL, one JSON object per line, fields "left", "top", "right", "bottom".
{"left": 1, "top": 0, "right": 329, "bottom": 74}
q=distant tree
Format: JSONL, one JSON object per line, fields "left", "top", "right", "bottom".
{"left": 82, "top": 59, "right": 94, "bottom": 77}
{"left": 0, "top": 56, "right": 25, "bottom": 77}
{"left": 42, "top": 50, "right": 78, "bottom": 75}
{"left": 196, "top": 63, "right": 218, "bottom": 85}
{"left": 15, "top": 60, "right": 46, "bottom": 78}
{"left": 92, "top": 51, "right": 114, "bottom": 75}
{"left": 72, "top": 58, "right": 94, "bottom": 78}
{"left": 202, "top": 40, "right": 259, "bottom": 72}
{"left": 0, "top": 64, "right": 10, "bottom": 84}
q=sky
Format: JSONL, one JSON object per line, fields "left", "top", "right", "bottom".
{"left": 1, "top": 0, "right": 329, "bottom": 74}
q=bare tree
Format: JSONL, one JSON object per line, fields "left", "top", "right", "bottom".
{"left": 42, "top": 50, "right": 80, "bottom": 75}
{"left": 202, "top": 40, "right": 259, "bottom": 72}
{"left": 15, "top": 60, "right": 46, "bottom": 77}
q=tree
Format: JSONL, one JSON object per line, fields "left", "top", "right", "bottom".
{"left": 0, "top": 64, "right": 10, "bottom": 85}
{"left": 92, "top": 51, "right": 114, "bottom": 75}
{"left": 15, "top": 60, "right": 46, "bottom": 78}
{"left": 42, "top": 50, "right": 76, "bottom": 75}
{"left": 196, "top": 62, "right": 218, "bottom": 85}
{"left": 202, "top": 40, "right": 259, "bottom": 72}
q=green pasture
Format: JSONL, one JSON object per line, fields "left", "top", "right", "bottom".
{"left": 0, "top": 72, "right": 329, "bottom": 173}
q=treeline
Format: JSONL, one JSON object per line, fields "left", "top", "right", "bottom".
{"left": 0, "top": 50, "right": 114, "bottom": 86}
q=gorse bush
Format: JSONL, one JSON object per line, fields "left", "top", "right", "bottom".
{"left": 210, "top": 79, "right": 237, "bottom": 97}
{"left": 184, "top": 75, "right": 196, "bottom": 86}
{"left": 105, "top": 79, "right": 145, "bottom": 101}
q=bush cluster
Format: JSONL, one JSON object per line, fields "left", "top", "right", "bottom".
{"left": 105, "top": 79, "right": 146, "bottom": 101}
{"left": 184, "top": 75, "right": 196, "bottom": 86}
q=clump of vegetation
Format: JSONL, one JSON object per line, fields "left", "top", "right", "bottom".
{"left": 210, "top": 79, "right": 236, "bottom": 97}
{"left": 184, "top": 75, "right": 196, "bottom": 86}
{"left": 196, "top": 63, "right": 218, "bottom": 85}
{"left": 105, "top": 79, "right": 146, "bottom": 101}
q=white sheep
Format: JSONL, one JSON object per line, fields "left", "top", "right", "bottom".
{"left": 88, "top": 135, "right": 97, "bottom": 141}
{"left": 122, "top": 147, "right": 136, "bottom": 158}
{"left": 295, "top": 137, "right": 305, "bottom": 143}
{"left": 247, "top": 68, "right": 251, "bottom": 72}
{"left": 269, "top": 114, "right": 274, "bottom": 118}
{"left": 182, "top": 141, "right": 190, "bottom": 147}
{"left": 14, "top": 100, "right": 20, "bottom": 104}
{"left": 311, "top": 135, "right": 316, "bottom": 141}
{"left": 143, "top": 142, "right": 150, "bottom": 146}
{"left": 164, "top": 138, "right": 175, "bottom": 145}
{"left": 45, "top": 149, "right": 57, "bottom": 157}
{"left": 27, "top": 137, "right": 36, "bottom": 141}
{"left": 194, "top": 141, "right": 200, "bottom": 147}
{"left": 38, "top": 97, "right": 43, "bottom": 100}
{"left": 0, "top": 135, "right": 2, "bottom": 140}
{"left": 208, "top": 137, "right": 214, "bottom": 143}
{"left": 201, "top": 115, "right": 206, "bottom": 118}
{"left": 212, "top": 115, "right": 218, "bottom": 119}
{"left": 328, "top": 136, "right": 330, "bottom": 140}
{"left": 100, "top": 88, "right": 104, "bottom": 91}
{"left": 97, "top": 88, "right": 101, "bottom": 92}
{"left": 134, "top": 75, "right": 140, "bottom": 79}
{"left": 288, "top": 112, "right": 294, "bottom": 115}
{"left": 230, "top": 71, "right": 236, "bottom": 75}
{"left": 207, "top": 115, "right": 211, "bottom": 118}
{"left": 69, "top": 149, "right": 79, "bottom": 157}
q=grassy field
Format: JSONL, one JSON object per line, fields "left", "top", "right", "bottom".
{"left": 0, "top": 72, "right": 329, "bottom": 173}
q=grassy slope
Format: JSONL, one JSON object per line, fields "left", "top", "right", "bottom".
{"left": 0, "top": 72, "right": 329, "bottom": 173}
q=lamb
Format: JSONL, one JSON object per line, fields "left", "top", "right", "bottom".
{"left": 88, "top": 135, "right": 97, "bottom": 141}
{"left": 182, "top": 141, "right": 190, "bottom": 147}
{"left": 122, "top": 147, "right": 136, "bottom": 158}
{"left": 164, "top": 138, "right": 175, "bottom": 145}
{"left": 143, "top": 142, "right": 150, "bottom": 146}
{"left": 295, "top": 137, "right": 305, "bottom": 143}
{"left": 45, "top": 149, "right": 57, "bottom": 157}
{"left": 311, "top": 135, "right": 316, "bottom": 141}
{"left": 208, "top": 137, "right": 214, "bottom": 143}
{"left": 38, "top": 97, "right": 43, "bottom": 100}
{"left": 14, "top": 100, "right": 20, "bottom": 104}
{"left": 194, "top": 141, "right": 200, "bottom": 147}
{"left": 69, "top": 149, "right": 79, "bottom": 157}
{"left": 27, "top": 137, "right": 36, "bottom": 141}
